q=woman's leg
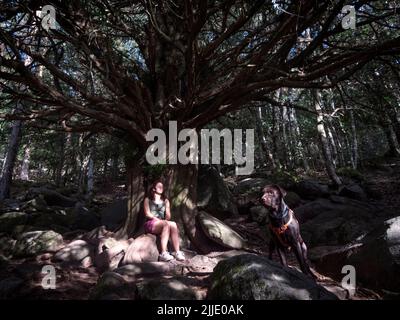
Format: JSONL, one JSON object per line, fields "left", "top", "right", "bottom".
{"left": 167, "top": 221, "right": 180, "bottom": 252}
{"left": 151, "top": 220, "right": 170, "bottom": 252}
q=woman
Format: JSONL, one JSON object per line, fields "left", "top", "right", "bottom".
{"left": 143, "top": 180, "right": 185, "bottom": 261}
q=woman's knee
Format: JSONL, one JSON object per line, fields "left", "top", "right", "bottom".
{"left": 162, "top": 220, "right": 170, "bottom": 230}
{"left": 168, "top": 221, "right": 178, "bottom": 230}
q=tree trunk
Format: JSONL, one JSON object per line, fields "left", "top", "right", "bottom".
{"left": 19, "top": 142, "right": 31, "bottom": 181}
{"left": 250, "top": 107, "right": 276, "bottom": 169}
{"left": 380, "top": 119, "right": 400, "bottom": 157}
{"left": 0, "top": 109, "right": 23, "bottom": 200}
{"left": 116, "top": 148, "right": 211, "bottom": 254}
{"left": 86, "top": 137, "right": 96, "bottom": 202}
{"left": 111, "top": 140, "right": 120, "bottom": 179}
{"left": 313, "top": 90, "right": 342, "bottom": 186}
{"left": 55, "top": 133, "right": 66, "bottom": 186}
{"left": 349, "top": 109, "right": 360, "bottom": 168}
{"left": 289, "top": 106, "right": 310, "bottom": 172}
{"left": 280, "top": 104, "right": 290, "bottom": 169}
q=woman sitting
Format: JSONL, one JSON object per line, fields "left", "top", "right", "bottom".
{"left": 143, "top": 180, "right": 185, "bottom": 262}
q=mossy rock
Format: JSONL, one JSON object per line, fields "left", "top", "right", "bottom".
{"left": 0, "top": 212, "right": 29, "bottom": 233}
{"left": 136, "top": 278, "right": 197, "bottom": 300}
{"left": 90, "top": 271, "right": 136, "bottom": 300}
{"left": 209, "top": 254, "right": 338, "bottom": 300}
{"left": 14, "top": 230, "right": 63, "bottom": 257}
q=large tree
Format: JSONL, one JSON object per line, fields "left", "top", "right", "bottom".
{"left": 1, "top": 0, "right": 399, "bottom": 250}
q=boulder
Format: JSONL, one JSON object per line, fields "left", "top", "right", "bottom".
{"left": 53, "top": 239, "right": 94, "bottom": 265}
{"left": 27, "top": 187, "right": 77, "bottom": 207}
{"left": 197, "top": 165, "right": 238, "bottom": 220}
{"left": 233, "top": 178, "right": 269, "bottom": 195}
{"left": 0, "top": 236, "right": 17, "bottom": 257}
{"left": 284, "top": 191, "right": 302, "bottom": 208}
{"left": 32, "top": 209, "right": 76, "bottom": 230}
{"left": 310, "top": 216, "right": 400, "bottom": 292}
{"left": 114, "top": 262, "right": 184, "bottom": 279}
{"left": 297, "top": 197, "right": 378, "bottom": 247}
{"left": 14, "top": 230, "right": 64, "bottom": 257}
{"left": 197, "top": 211, "right": 247, "bottom": 250}
{"left": 90, "top": 271, "right": 136, "bottom": 300}
{"left": 295, "top": 180, "right": 330, "bottom": 199}
{"left": 338, "top": 184, "right": 367, "bottom": 201}
{"left": 209, "top": 254, "right": 338, "bottom": 300}
{"left": 121, "top": 234, "right": 159, "bottom": 265}
{"left": 249, "top": 206, "right": 268, "bottom": 225}
{"left": 100, "top": 198, "right": 127, "bottom": 231}
{"left": 0, "top": 211, "right": 29, "bottom": 233}
{"left": 72, "top": 203, "right": 101, "bottom": 230}
{"left": 20, "top": 197, "right": 48, "bottom": 212}
{"left": 136, "top": 277, "right": 198, "bottom": 300}
{"left": 94, "top": 238, "right": 131, "bottom": 272}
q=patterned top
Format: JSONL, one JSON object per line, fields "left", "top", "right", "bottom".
{"left": 149, "top": 198, "right": 166, "bottom": 220}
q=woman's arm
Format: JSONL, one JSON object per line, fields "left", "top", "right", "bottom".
{"left": 165, "top": 199, "right": 171, "bottom": 220}
{"left": 143, "top": 197, "right": 158, "bottom": 220}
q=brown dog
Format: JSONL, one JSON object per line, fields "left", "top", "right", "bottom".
{"left": 261, "top": 184, "right": 314, "bottom": 277}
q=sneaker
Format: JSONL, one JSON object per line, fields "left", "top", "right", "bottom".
{"left": 159, "top": 251, "right": 174, "bottom": 262}
{"left": 172, "top": 251, "right": 185, "bottom": 261}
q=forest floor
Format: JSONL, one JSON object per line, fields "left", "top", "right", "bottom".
{"left": 1, "top": 158, "right": 400, "bottom": 300}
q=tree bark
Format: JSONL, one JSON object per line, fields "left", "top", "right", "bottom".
{"left": 250, "top": 107, "right": 276, "bottom": 169}
{"left": 313, "top": 90, "right": 342, "bottom": 186}
{"left": 86, "top": 137, "right": 96, "bottom": 202}
{"left": 349, "top": 109, "right": 360, "bottom": 168}
{"left": 289, "top": 106, "right": 310, "bottom": 172}
{"left": 0, "top": 106, "right": 23, "bottom": 200}
{"left": 19, "top": 142, "right": 31, "bottom": 181}
{"left": 55, "top": 133, "right": 66, "bottom": 186}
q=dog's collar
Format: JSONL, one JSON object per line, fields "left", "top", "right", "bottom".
{"left": 269, "top": 210, "right": 293, "bottom": 235}
{"left": 268, "top": 202, "right": 290, "bottom": 227}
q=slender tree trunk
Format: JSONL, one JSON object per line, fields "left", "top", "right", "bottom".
{"left": 349, "top": 109, "right": 360, "bottom": 168}
{"left": 289, "top": 107, "right": 310, "bottom": 172}
{"left": 380, "top": 118, "right": 400, "bottom": 157}
{"left": 251, "top": 107, "right": 276, "bottom": 169}
{"left": 86, "top": 137, "right": 96, "bottom": 201}
{"left": 111, "top": 140, "right": 120, "bottom": 179}
{"left": 55, "top": 133, "right": 66, "bottom": 186}
{"left": 313, "top": 90, "right": 342, "bottom": 186}
{"left": 383, "top": 104, "right": 400, "bottom": 152}
{"left": 0, "top": 106, "right": 23, "bottom": 200}
{"left": 271, "top": 92, "right": 281, "bottom": 169}
{"left": 19, "top": 142, "right": 31, "bottom": 181}
{"left": 280, "top": 104, "right": 289, "bottom": 169}
{"left": 326, "top": 124, "right": 338, "bottom": 168}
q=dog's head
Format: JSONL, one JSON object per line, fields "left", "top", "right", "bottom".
{"left": 260, "top": 184, "right": 287, "bottom": 211}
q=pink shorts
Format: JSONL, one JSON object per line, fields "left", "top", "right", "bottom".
{"left": 144, "top": 218, "right": 157, "bottom": 234}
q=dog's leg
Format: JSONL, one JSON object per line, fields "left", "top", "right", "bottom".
{"left": 293, "top": 241, "right": 315, "bottom": 278}
{"left": 277, "top": 246, "right": 288, "bottom": 267}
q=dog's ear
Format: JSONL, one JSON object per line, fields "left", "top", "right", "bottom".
{"left": 272, "top": 185, "right": 287, "bottom": 199}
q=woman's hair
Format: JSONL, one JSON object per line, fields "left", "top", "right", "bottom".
{"left": 148, "top": 179, "right": 166, "bottom": 201}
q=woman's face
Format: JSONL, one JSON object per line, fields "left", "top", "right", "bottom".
{"left": 154, "top": 182, "right": 164, "bottom": 194}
